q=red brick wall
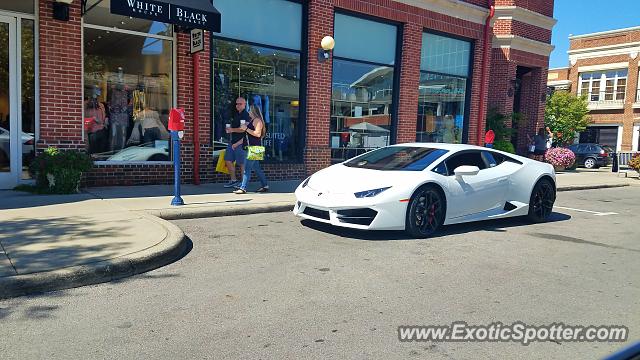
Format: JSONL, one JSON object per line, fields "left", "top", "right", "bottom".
{"left": 38, "top": 0, "right": 84, "bottom": 151}
{"left": 548, "top": 67, "right": 569, "bottom": 81}
{"left": 494, "top": 0, "right": 554, "bottom": 17}
{"left": 304, "top": 0, "right": 334, "bottom": 175}
{"left": 396, "top": 23, "right": 422, "bottom": 144}
{"left": 488, "top": 48, "right": 517, "bottom": 116}
{"left": 493, "top": 19, "right": 552, "bottom": 43}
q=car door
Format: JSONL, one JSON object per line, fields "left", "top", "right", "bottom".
{"left": 571, "top": 144, "right": 585, "bottom": 164}
{"left": 441, "top": 150, "right": 508, "bottom": 219}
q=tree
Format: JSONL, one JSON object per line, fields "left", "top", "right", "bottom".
{"left": 544, "top": 91, "right": 589, "bottom": 146}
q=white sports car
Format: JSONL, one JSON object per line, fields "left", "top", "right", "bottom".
{"left": 294, "top": 143, "right": 556, "bottom": 238}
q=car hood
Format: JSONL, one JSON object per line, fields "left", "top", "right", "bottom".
{"left": 306, "top": 164, "right": 422, "bottom": 194}
{"left": 107, "top": 147, "right": 165, "bottom": 161}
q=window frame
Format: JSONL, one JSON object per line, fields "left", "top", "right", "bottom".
{"left": 417, "top": 29, "right": 474, "bottom": 145}
{"left": 578, "top": 70, "right": 627, "bottom": 102}
{"left": 82, "top": 13, "right": 177, "bottom": 165}
{"left": 210, "top": 0, "right": 307, "bottom": 164}
{"left": 329, "top": 9, "right": 402, "bottom": 163}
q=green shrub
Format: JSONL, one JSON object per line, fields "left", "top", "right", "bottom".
{"left": 493, "top": 140, "right": 515, "bottom": 154}
{"left": 29, "top": 147, "right": 93, "bottom": 194}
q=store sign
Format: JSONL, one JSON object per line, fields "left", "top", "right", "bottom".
{"left": 190, "top": 28, "right": 204, "bottom": 53}
{"left": 110, "top": 0, "right": 221, "bottom": 32}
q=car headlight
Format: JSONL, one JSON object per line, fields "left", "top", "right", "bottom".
{"left": 354, "top": 187, "right": 391, "bottom": 198}
{"left": 301, "top": 176, "right": 311, "bottom": 188}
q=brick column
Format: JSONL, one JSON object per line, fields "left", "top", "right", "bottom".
{"left": 622, "top": 56, "right": 639, "bottom": 151}
{"left": 304, "top": 0, "right": 334, "bottom": 175}
{"left": 488, "top": 48, "right": 517, "bottom": 117}
{"left": 176, "top": 31, "right": 211, "bottom": 182}
{"left": 38, "top": 0, "right": 84, "bottom": 150}
{"left": 517, "top": 67, "right": 547, "bottom": 153}
{"left": 395, "top": 23, "right": 422, "bottom": 144}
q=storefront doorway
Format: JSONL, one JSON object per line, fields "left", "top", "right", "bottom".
{"left": 0, "top": 15, "right": 18, "bottom": 189}
{"left": 0, "top": 6, "right": 36, "bottom": 190}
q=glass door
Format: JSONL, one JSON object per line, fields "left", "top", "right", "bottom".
{"left": 0, "top": 16, "right": 17, "bottom": 189}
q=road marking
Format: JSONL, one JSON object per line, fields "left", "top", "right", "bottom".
{"left": 554, "top": 206, "right": 618, "bottom": 216}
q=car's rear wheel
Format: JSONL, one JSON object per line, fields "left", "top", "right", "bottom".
{"left": 584, "top": 157, "right": 596, "bottom": 169}
{"left": 405, "top": 185, "right": 445, "bottom": 238}
{"left": 527, "top": 178, "right": 555, "bottom": 222}
{"left": 148, "top": 154, "right": 169, "bottom": 161}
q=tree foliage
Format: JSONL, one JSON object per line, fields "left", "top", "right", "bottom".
{"left": 485, "top": 108, "right": 523, "bottom": 141}
{"left": 544, "top": 91, "right": 590, "bottom": 146}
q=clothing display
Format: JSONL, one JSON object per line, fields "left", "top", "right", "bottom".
{"left": 108, "top": 85, "right": 131, "bottom": 151}
{"left": 85, "top": 99, "right": 108, "bottom": 154}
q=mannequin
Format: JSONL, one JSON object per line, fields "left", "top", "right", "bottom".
{"left": 85, "top": 86, "right": 108, "bottom": 154}
{"left": 108, "top": 67, "right": 130, "bottom": 151}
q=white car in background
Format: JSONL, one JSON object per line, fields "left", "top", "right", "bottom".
{"left": 294, "top": 143, "right": 556, "bottom": 238}
{"left": 106, "top": 140, "right": 228, "bottom": 162}
{"left": 0, "top": 126, "right": 35, "bottom": 162}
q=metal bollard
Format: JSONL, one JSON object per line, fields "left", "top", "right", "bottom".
{"left": 171, "top": 130, "right": 184, "bottom": 206}
{"left": 612, "top": 152, "right": 618, "bottom": 173}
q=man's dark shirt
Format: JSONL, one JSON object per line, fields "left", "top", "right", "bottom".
{"left": 230, "top": 109, "right": 250, "bottom": 144}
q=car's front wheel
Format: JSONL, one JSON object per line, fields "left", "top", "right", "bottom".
{"left": 405, "top": 185, "right": 445, "bottom": 238}
{"left": 527, "top": 178, "right": 555, "bottom": 222}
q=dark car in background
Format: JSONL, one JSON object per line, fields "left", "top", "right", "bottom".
{"left": 568, "top": 143, "right": 613, "bottom": 169}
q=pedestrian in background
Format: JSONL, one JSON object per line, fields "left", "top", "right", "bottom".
{"left": 224, "top": 97, "right": 250, "bottom": 188}
{"left": 233, "top": 105, "right": 269, "bottom": 194}
{"left": 527, "top": 128, "right": 548, "bottom": 160}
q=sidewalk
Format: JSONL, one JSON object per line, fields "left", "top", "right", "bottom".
{"left": 0, "top": 172, "right": 637, "bottom": 299}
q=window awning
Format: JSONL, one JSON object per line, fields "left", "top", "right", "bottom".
{"left": 110, "top": 0, "right": 221, "bottom": 32}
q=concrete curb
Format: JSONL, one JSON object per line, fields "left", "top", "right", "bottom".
{"left": 557, "top": 184, "right": 630, "bottom": 192}
{"left": 147, "top": 202, "right": 294, "bottom": 220}
{"left": 0, "top": 215, "right": 188, "bottom": 300}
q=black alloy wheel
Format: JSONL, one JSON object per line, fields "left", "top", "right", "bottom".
{"left": 527, "top": 179, "right": 555, "bottom": 222}
{"left": 406, "top": 186, "right": 445, "bottom": 238}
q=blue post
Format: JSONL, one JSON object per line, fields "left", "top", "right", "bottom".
{"left": 171, "top": 130, "right": 184, "bottom": 206}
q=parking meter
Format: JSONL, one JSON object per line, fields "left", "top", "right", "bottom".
{"left": 168, "top": 108, "right": 185, "bottom": 206}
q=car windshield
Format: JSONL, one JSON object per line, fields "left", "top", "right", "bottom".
{"left": 343, "top": 146, "right": 448, "bottom": 171}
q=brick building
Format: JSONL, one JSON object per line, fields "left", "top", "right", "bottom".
{"left": 548, "top": 26, "right": 640, "bottom": 152}
{"left": 0, "top": 0, "right": 555, "bottom": 189}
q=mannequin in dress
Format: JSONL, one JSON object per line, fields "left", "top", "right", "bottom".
{"left": 108, "top": 67, "right": 130, "bottom": 151}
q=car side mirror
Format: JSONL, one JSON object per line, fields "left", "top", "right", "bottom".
{"left": 454, "top": 165, "right": 480, "bottom": 178}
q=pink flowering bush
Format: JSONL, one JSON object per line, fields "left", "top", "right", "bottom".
{"left": 544, "top": 147, "right": 576, "bottom": 168}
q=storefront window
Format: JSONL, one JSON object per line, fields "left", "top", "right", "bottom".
{"left": 331, "top": 14, "right": 398, "bottom": 162}
{"left": 417, "top": 33, "right": 471, "bottom": 144}
{"left": 212, "top": 0, "right": 302, "bottom": 162}
{"left": 83, "top": 4, "right": 174, "bottom": 162}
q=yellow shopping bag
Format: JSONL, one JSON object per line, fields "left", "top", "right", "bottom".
{"left": 215, "top": 149, "right": 231, "bottom": 174}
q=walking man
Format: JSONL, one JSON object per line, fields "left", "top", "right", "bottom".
{"left": 224, "top": 97, "right": 250, "bottom": 188}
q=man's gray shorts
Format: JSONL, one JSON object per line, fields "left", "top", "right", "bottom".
{"left": 224, "top": 144, "right": 246, "bottom": 163}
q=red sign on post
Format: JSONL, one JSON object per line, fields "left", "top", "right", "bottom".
{"left": 168, "top": 108, "right": 185, "bottom": 131}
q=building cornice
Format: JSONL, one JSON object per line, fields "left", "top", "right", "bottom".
{"left": 569, "top": 26, "right": 640, "bottom": 40}
{"left": 492, "top": 35, "right": 554, "bottom": 57}
{"left": 568, "top": 42, "right": 640, "bottom": 63}
{"left": 493, "top": 6, "right": 557, "bottom": 30}
{"left": 393, "top": 0, "right": 489, "bottom": 25}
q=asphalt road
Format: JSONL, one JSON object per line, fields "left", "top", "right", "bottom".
{"left": 1, "top": 187, "right": 639, "bottom": 359}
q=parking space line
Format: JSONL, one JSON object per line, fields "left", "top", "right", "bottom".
{"left": 554, "top": 206, "right": 618, "bottom": 216}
